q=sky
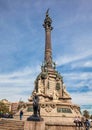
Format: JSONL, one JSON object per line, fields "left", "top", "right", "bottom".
{"left": 0, "top": 0, "right": 92, "bottom": 114}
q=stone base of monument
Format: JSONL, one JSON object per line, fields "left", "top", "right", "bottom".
{"left": 24, "top": 120, "right": 92, "bottom": 130}
{"left": 24, "top": 121, "right": 45, "bottom": 130}
{"left": 27, "top": 115, "right": 43, "bottom": 121}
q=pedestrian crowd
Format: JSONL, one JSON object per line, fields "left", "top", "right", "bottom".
{"left": 74, "top": 116, "right": 91, "bottom": 130}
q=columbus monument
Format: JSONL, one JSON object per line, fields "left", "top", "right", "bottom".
{"left": 15, "top": 10, "right": 82, "bottom": 123}
{"left": 26, "top": 10, "right": 82, "bottom": 122}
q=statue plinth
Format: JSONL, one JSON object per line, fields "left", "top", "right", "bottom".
{"left": 27, "top": 115, "right": 43, "bottom": 121}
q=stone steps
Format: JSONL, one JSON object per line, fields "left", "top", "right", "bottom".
{"left": 0, "top": 119, "right": 24, "bottom": 130}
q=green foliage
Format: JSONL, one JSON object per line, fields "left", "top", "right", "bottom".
{"left": 83, "top": 110, "right": 90, "bottom": 118}
{"left": 0, "top": 101, "right": 9, "bottom": 114}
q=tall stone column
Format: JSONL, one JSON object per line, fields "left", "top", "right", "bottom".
{"left": 43, "top": 9, "right": 53, "bottom": 69}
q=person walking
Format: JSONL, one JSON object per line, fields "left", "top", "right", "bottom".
{"left": 84, "top": 119, "right": 90, "bottom": 130}
{"left": 19, "top": 110, "right": 23, "bottom": 120}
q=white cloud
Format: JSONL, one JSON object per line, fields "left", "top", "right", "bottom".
{"left": 83, "top": 61, "right": 92, "bottom": 67}
{"left": 56, "top": 53, "right": 91, "bottom": 67}
{"left": 70, "top": 60, "right": 92, "bottom": 69}
{"left": 0, "top": 87, "right": 30, "bottom": 102}
{"left": 0, "top": 65, "right": 41, "bottom": 101}
{"left": 55, "top": 33, "right": 92, "bottom": 67}
{"left": 62, "top": 72, "right": 92, "bottom": 93}
{"left": 63, "top": 72, "right": 92, "bottom": 81}
{"left": 71, "top": 91, "right": 92, "bottom": 105}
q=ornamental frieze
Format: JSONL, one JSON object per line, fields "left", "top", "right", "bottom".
{"left": 40, "top": 103, "right": 56, "bottom": 112}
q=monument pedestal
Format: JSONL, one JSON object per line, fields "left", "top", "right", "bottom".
{"left": 27, "top": 115, "right": 43, "bottom": 121}
{"left": 24, "top": 121, "right": 45, "bottom": 130}
{"left": 24, "top": 120, "right": 90, "bottom": 130}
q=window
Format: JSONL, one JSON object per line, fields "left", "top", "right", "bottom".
{"left": 27, "top": 107, "right": 33, "bottom": 112}
{"left": 57, "top": 107, "right": 72, "bottom": 113}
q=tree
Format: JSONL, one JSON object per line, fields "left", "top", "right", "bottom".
{"left": 83, "top": 110, "right": 90, "bottom": 118}
{"left": 0, "top": 101, "right": 9, "bottom": 114}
